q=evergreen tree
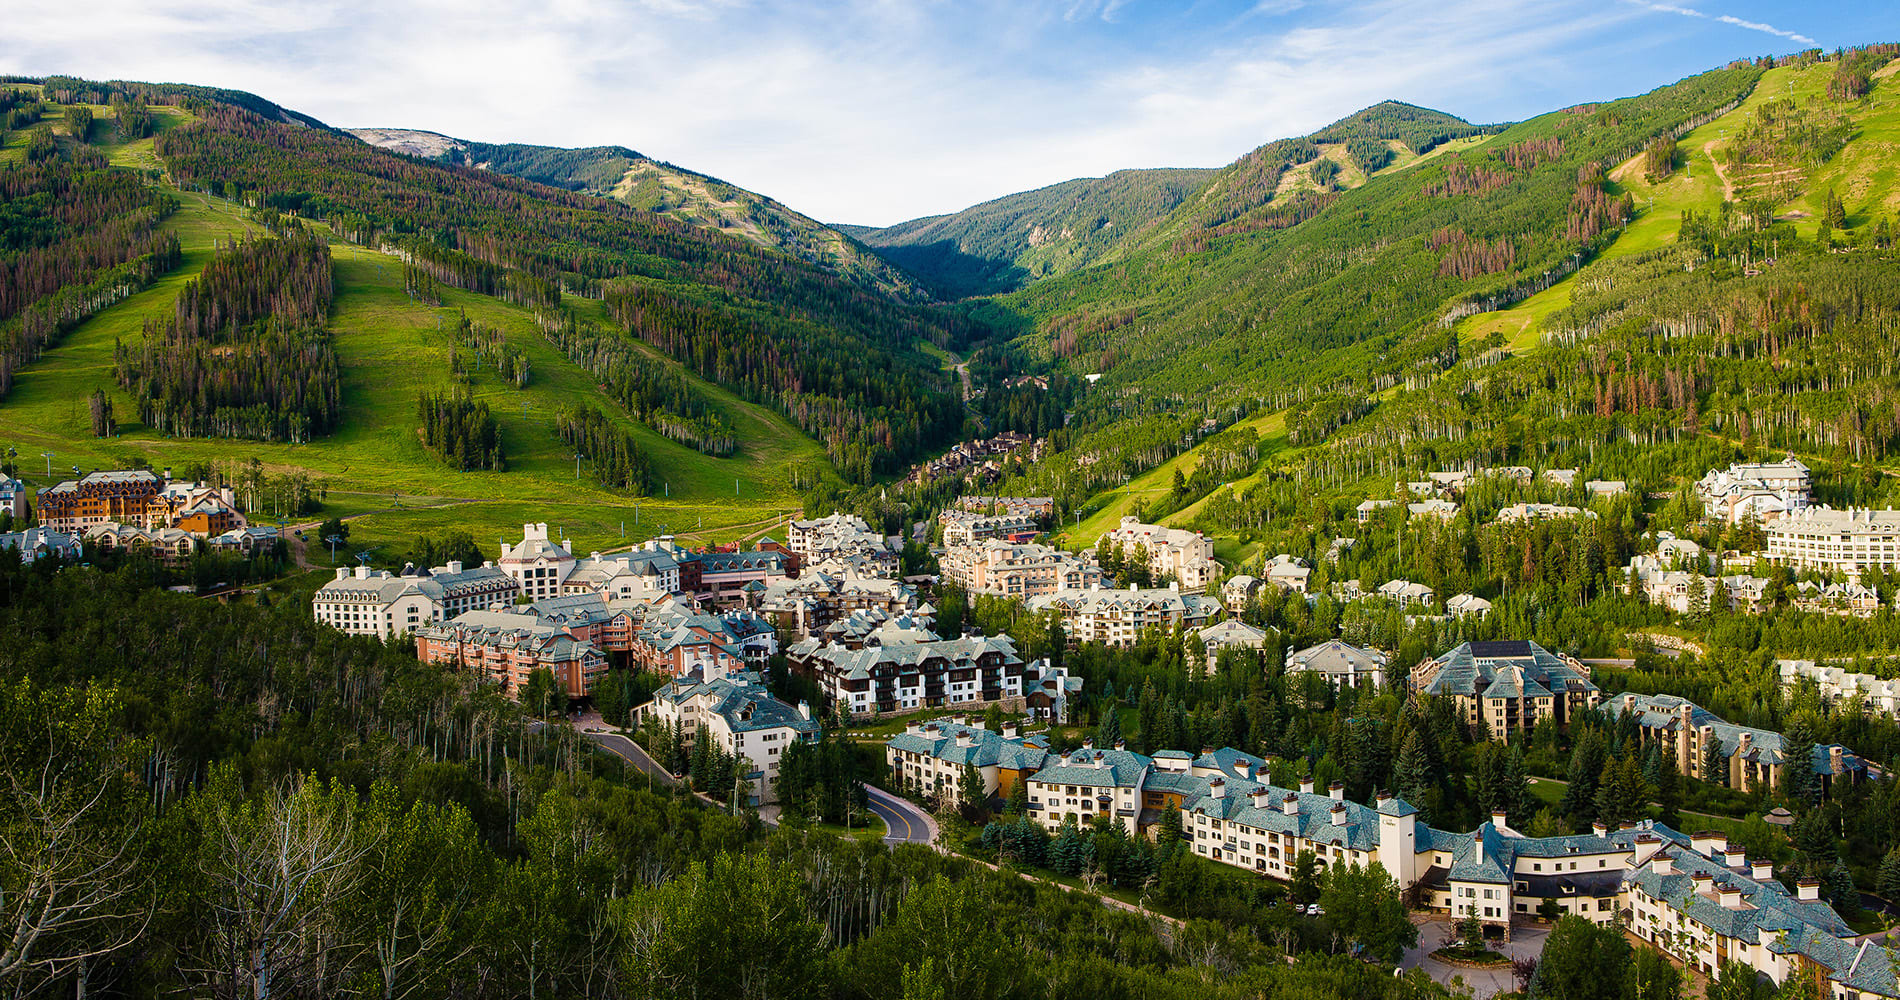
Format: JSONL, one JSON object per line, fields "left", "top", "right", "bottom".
{"left": 1393, "top": 732, "right": 1433, "bottom": 818}
{"left": 1875, "top": 848, "right": 1900, "bottom": 902}
{"left": 1655, "top": 749, "right": 1682, "bottom": 827}
{"left": 1824, "top": 857, "right": 1857, "bottom": 911}
{"left": 1780, "top": 719, "right": 1819, "bottom": 808}
{"left": 1700, "top": 735, "right": 1727, "bottom": 787}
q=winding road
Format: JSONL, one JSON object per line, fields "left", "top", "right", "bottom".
{"left": 864, "top": 784, "right": 938, "bottom": 846}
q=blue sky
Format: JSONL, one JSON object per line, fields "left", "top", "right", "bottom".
{"left": 8, "top": 0, "right": 1897, "bottom": 225}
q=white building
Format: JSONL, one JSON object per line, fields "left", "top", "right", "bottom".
{"left": 641, "top": 671, "right": 820, "bottom": 806}
{"left": 938, "top": 510, "right": 1039, "bottom": 547}
{"left": 1375, "top": 579, "right": 1435, "bottom": 609}
{"left": 1285, "top": 640, "right": 1387, "bottom": 690}
{"left": 1780, "top": 659, "right": 1900, "bottom": 718}
{"left": 1497, "top": 502, "right": 1596, "bottom": 523}
{"left": 498, "top": 523, "right": 576, "bottom": 601}
{"left": 1767, "top": 507, "right": 1900, "bottom": 573}
{"left": 789, "top": 512, "right": 898, "bottom": 576}
{"left": 1263, "top": 554, "right": 1311, "bottom": 594}
{"left": 1028, "top": 585, "right": 1222, "bottom": 648}
{"left": 1697, "top": 458, "right": 1812, "bottom": 525}
{"left": 1099, "top": 516, "right": 1219, "bottom": 593}
{"left": 1445, "top": 593, "right": 1493, "bottom": 619}
{"left": 1197, "top": 619, "right": 1275, "bottom": 672}
{"left": 312, "top": 561, "right": 519, "bottom": 639}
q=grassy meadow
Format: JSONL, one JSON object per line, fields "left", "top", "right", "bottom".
{"left": 0, "top": 103, "right": 837, "bottom": 562}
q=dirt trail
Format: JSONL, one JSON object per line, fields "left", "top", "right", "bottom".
{"left": 1702, "top": 141, "right": 1735, "bottom": 203}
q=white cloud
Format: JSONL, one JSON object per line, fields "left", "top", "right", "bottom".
{"left": 1716, "top": 14, "right": 1815, "bottom": 45}
{"left": 1623, "top": 0, "right": 1816, "bottom": 46}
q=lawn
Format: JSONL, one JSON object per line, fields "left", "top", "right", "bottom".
{"left": 1056, "top": 408, "right": 1289, "bottom": 550}
{"left": 0, "top": 134, "right": 839, "bottom": 558}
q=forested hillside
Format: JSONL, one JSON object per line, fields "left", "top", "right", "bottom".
{"left": 349, "top": 128, "right": 922, "bottom": 300}
{"left": 843, "top": 167, "right": 1216, "bottom": 298}
{"left": 12, "top": 76, "right": 968, "bottom": 481}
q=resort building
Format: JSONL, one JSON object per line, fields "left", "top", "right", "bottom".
{"left": 497, "top": 523, "right": 577, "bottom": 601}
{"left": 940, "top": 540, "right": 1101, "bottom": 598}
{"left": 1696, "top": 457, "right": 1813, "bottom": 525}
{"left": 1766, "top": 507, "right": 1900, "bottom": 573}
{"left": 1286, "top": 640, "right": 1387, "bottom": 691}
{"left": 885, "top": 717, "right": 1051, "bottom": 809}
{"left": 1410, "top": 640, "right": 1600, "bottom": 736}
{"left": 1099, "top": 517, "right": 1219, "bottom": 593}
{"left": 413, "top": 609, "right": 607, "bottom": 700}
{"left": 1602, "top": 692, "right": 1868, "bottom": 795}
{"left": 640, "top": 671, "right": 819, "bottom": 806}
{"left": 0, "top": 527, "right": 79, "bottom": 564}
{"left": 1027, "top": 585, "right": 1222, "bottom": 648}
{"left": 938, "top": 510, "right": 1039, "bottom": 547}
{"left": 37, "top": 470, "right": 163, "bottom": 534}
{"left": 786, "top": 633, "right": 1030, "bottom": 718}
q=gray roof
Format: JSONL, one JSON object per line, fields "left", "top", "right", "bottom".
{"left": 1603, "top": 692, "right": 1865, "bottom": 776}
{"left": 1415, "top": 640, "right": 1596, "bottom": 701}
{"left": 655, "top": 672, "right": 821, "bottom": 736}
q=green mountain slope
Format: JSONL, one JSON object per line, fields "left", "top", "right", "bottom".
{"left": 346, "top": 127, "right": 920, "bottom": 299}
{"left": 841, "top": 167, "right": 1216, "bottom": 298}
{"left": 0, "top": 98, "right": 836, "bottom": 557}
{"left": 849, "top": 102, "right": 1496, "bottom": 299}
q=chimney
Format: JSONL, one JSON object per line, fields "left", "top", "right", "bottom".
{"left": 1491, "top": 810, "right": 1509, "bottom": 829}
{"left": 1209, "top": 777, "right": 1226, "bottom": 799}
{"left": 1282, "top": 793, "right": 1300, "bottom": 816}
{"left": 336, "top": 567, "right": 348, "bottom": 581}
{"left": 1328, "top": 781, "right": 1345, "bottom": 801}
{"left": 483, "top": 560, "right": 495, "bottom": 569}
{"left": 1251, "top": 787, "right": 1273, "bottom": 809}
{"left": 1093, "top": 751, "right": 1105, "bottom": 769}
{"left": 1593, "top": 822, "right": 1608, "bottom": 837}
{"left": 1738, "top": 733, "right": 1752, "bottom": 755}
{"left": 447, "top": 560, "right": 463, "bottom": 575}
{"left": 1376, "top": 790, "right": 1393, "bottom": 809}
{"left": 1114, "top": 739, "right": 1127, "bottom": 752}
{"left": 1719, "top": 883, "right": 1744, "bottom": 909}
{"left": 798, "top": 701, "right": 811, "bottom": 721}
{"left": 1653, "top": 854, "right": 1674, "bottom": 876}
{"left": 354, "top": 565, "right": 369, "bottom": 580}
{"left": 1001, "top": 721, "right": 1019, "bottom": 739}
{"left": 1691, "top": 872, "right": 1714, "bottom": 894}
{"left": 1300, "top": 777, "right": 1316, "bottom": 795}
{"left": 956, "top": 730, "right": 974, "bottom": 748}
{"left": 1623, "top": 693, "right": 1638, "bottom": 713}
{"left": 1797, "top": 879, "right": 1820, "bottom": 902}
{"left": 1830, "top": 746, "right": 1844, "bottom": 770}
{"left": 1083, "top": 737, "right": 1096, "bottom": 751}
{"left": 1331, "top": 802, "right": 1349, "bottom": 826}
{"left": 1474, "top": 831, "right": 1485, "bottom": 866}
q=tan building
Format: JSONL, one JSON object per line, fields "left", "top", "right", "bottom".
{"left": 940, "top": 539, "right": 1101, "bottom": 598}
{"left": 1603, "top": 692, "right": 1866, "bottom": 795}
{"left": 1099, "top": 516, "right": 1218, "bottom": 593}
{"left": 1028, "top": 585, "right": 1221, "bottom": 648}
{"left": 37, "top": 470, "right": 162, "bottom": 534}
{"left": 1410, "top": 640, "right": 1599, "bottom": 736}
{"left": 640, "top": 672, "right": 820, "bottom": 806}
{"left": 497, "top": 523, "right": 577, "bottom": 601}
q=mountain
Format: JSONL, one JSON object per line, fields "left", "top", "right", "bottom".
{"left": 980, "top": 47, "right": 1900, "bottom": 540}
{"left": 840, "top": 167, "right": 1216, "bottom": 299}
{"left": 848, "top": 103, "right": 1498, "bottom": 300}
{"left": 346, "top": 127, "right": 920, "bottom": 299}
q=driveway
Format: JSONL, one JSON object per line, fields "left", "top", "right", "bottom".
{"left": 1399, "top": 918, "right": 1544, "bottom": 999}
{"left": 865, "top": 784, "right": 938, "bottom": 846}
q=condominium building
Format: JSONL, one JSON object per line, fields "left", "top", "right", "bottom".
{"left": 413, "top": 610, "right": 607, "bottom": 700}
{"left": 1099, "top": 517, "right": 1218, "bottom": 593}
{"left": 0, "top": 527, "right": 79, "bottom": 564}
{"left": 37, "top": 470, "right": 162, "bottom": 533}
{"left": 0, "top": 476, "right": 31, "bottom": 521}
{"left": 1780, "top": 659, "right": 1900, "bottom": 718}
{"left": 885, "top": 717, "right": 1051, "bottom": 809}
{"left": 1603, "top": 692, "right": 1867, "bottom": 795}
{"left": 940, "top": 539, "right": 1101, "bottom": 598}
{"left": 788, "top": 512, "right": 897, "bottom": 576}
{"left": 313, "top": 562, "right": 519, "bottom": 639}
{"left": 1410, "top": 640, "right": 1600, "bottom": 735}
{"left": 84, "top": 522, "right": 197, "bottom": 566}
{"left": 1027, "top": 585, "right": 1222, "bottom": 648}
{"left": 641, "top": 671, "right": 821, "bottom": 806}
{"left": 498, "top": 523, "right": 577, "bottom": 601}
{"left": 1697, "top": 457, "right": 1812, "bottom": 525}
{"left": 1286, "top": 640, "right": 1387, "bottom": 691}
{"left": 786, "top": 633, "right": 1029, "bottom": 717}
{"left": 757, "top": 570, "right": 923, "bottom": 639}
{"left": 938, "top": 510, "right": 1039, "bottom": 547}
{"left": 1497, "top": 502, "right": 1596, "bottom": 523}
{"left": 1376, "top": 579, "right": 1435, "bottom": 609}
{"left": 1197, "top": 619, "right": 1275, "bottom": 672}
{"left": 877, "top": 732, "right": 1900, "bottom": 997}
{"left": 1767, "top": 507, "right": 1900, "bottom": 572}
{"left": 955, "top": 495, "right": 1057, "bottom": 518}
{"left": 1263, "top": 554, "right": 1312, "bottom": 593}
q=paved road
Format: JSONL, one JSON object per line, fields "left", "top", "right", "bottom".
{"left": 865, "top": 784, "right": 938, "bottom": 846}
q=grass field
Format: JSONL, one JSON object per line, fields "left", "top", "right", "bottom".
{"left": 0, "top": 102, "right": 840, "bottom": 563}
{"left": 1054, "top": 409, "right": 1290, "bottom": 551}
